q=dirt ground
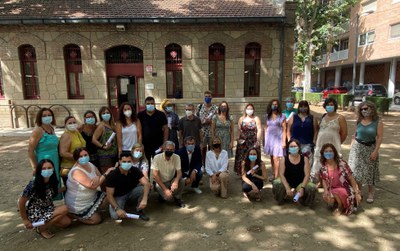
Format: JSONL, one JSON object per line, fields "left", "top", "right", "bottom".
{"left": 0, "top": 106, "right": 399, "bottom": 251}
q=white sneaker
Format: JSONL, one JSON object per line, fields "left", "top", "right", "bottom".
{"left": 192, "top": 187, "right": 202, "bottom": 194}
{"left": 201, "top": 166, "right": 205, "bottom": 173}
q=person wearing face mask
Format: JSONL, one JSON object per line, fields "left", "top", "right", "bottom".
{"left": 319, "top": 143, "right": 361, "bottom": 216}
{"left": 92, "top": 106, "right": 118, "bottom": 175}
{"left": 234, "top": 103, "right": 262, "bottom": 176}
{"left": 241, "top": 148, "right": 267, "bottom": 201}
{"left": 205, "top": 137, "right": 229, "bottom": 198}
{"left": 282, "top": 97, "right": 297, "bottom": 122}
{"left": 311, "top": 98, "right": 348, "bottom": 181}
{"left": 272, "top": 139, "right": 316, "bottom": 206}
{"left": 211, "top": 101, "right": 234, "bottom": 158}
{"left": 18, "top": 159, "right": 71, "bottom": 239}
{"left": 287, "top": 100, "right": 318, "bottom": 165}
{"left": 106, "top": 152, "right": 150, "bottom": 221}
{"left": 138, "top": 96, "right": 169, "bottom": 172}
{"left": 28, "top": 108, "right": 63, "bottom": 200}
{"left": 79, "top": 110, "right": 99, "bottom": 166}
{"left": 131, "top": 143, "right": 150, "bottom": 179}
{"left": 176, "top": 136, "right": 203, "bottom": 194}
{"left": 60, "top": 116, "right": 86, "bottom": 182}
{"left": 65, "top": 148, "right": 112, "bottom": 224}
{"left": 264, "top": 99, "right": 287, "bottom": 180}
{"left": 152, "top": 141, "right": 185, "bottom": 207}
{"left": 348, "top": 101, "right": 383, "bottom": 204}
{"left": 178, "top": 103, "right": 203, "bottom": 148}
{"left": 160, "top": 99, "right": 180, "bottom": 148}
{"left": 196, "top": 91, "right": 219, "bottom": 168}
{"left": 116, "top": 102, "right": 142, "bottom": 157}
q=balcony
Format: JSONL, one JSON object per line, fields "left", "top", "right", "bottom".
{"left": 319, "top": 49, "right": 349, "bottom": 64}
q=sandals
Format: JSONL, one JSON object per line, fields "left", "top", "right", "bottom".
{"left": 366, "top": 193, "right": 374, "bottom": 204}
{"left": 332, "top": 208, "right": 342, "bottom": 216}
{"left": 254, "top": 192, "right": 261, "bottom": 202}
{"left": 35, "top": 227, "right": 55, "bottom": 239}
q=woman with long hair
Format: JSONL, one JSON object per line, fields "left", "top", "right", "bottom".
{"left": 116, "top": 102, "right": 142, "bottom": 156}
{"left": 211, "top": 101, "right": 234, "bottom": 158}
{"left": 241, "top": 147, "right": 267, "bottom": 201}
{"left": 79, "top": 110, "right": 98, "bottom": 166}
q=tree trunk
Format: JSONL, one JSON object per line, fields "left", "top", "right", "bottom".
{"left": 302, "top": 59, "right": 312, "bottom": 100}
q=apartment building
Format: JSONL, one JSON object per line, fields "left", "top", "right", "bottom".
{"left": 316, "top": 0, "right": 400, "bottom": 97}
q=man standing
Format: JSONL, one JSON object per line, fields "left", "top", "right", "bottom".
{"left": 138, "top": 96, "right": 169, "bottom": 170}
{"left": 178, "top": 103, "right": 202, "bottom": 148}
{"left": 176, "top": 136, "right": 203, "bottom": 194}
{"left": 196, "top": 91, "right": 218, "bottom": 167}
{"left": 106, "top": 152, "right": 150, "bottom": 221}
{"left": 152, "top": 141, "right": 185, "bottom": 208}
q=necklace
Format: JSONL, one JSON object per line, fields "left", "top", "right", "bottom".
{"left": 41, "top": 126, "right": 53, "bottom": 134}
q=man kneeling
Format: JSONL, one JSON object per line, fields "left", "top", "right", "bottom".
{"left": 106, "top": 152, "right": 150, "bottom": 221}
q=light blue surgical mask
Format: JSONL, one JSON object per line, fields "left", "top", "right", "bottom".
{"left": 41, "top": 169, "right": 54, "bottom": 178}
{"left": 41, "top": 116, "right": 53, "bottom": 125}
{"left": 286, "top": 102, "right": 294, "bottom": 110}
{"left": 85, "top": 117, "right": 96, "bottom": 125}
{"left": 120, "top": 162, "right": 132, "bottom": 171}
{"left": 101, "top": 113, "right": 111, "bottom": 121}
{"left": 288, "top": 146, "right": 299, "bottom": 154}
{"left": 133, "top": 151, "right": 142, "bottom": 159}
{"left": 271, "top": 105, "right": 278, "bottom": 111}
{"left": 248, "top": 155, "right": 257, "bottom": 162}
{"left": 146, "top": 104, "right": 155, "bottom": 112}
{"left": 325, "top": 105, "right": 335, "bottom": 113}
{"left": 186, "top": 145, "right": 195, "bottom": 152}
{"left": 78, "top": 156, "right": 90, "bottom": 165}
{"left": 323, "top": 152, "right": 334, "bottom": 160}
{"left": 165, "top": 106, "right": 173, "bottom": 113}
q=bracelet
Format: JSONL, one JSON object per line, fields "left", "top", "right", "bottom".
{"left": 102, "top": 173, "right": 107, "bottom": 177}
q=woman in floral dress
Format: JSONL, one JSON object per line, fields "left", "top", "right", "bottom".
{"left": 211, "top": 101, "right": 234, "bottom": 158}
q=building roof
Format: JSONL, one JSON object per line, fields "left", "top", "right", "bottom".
{"left": 0, "top": 0, "right": 284, "bottom": 24}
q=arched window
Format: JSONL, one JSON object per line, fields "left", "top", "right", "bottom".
{"left": 19, "top": 44, "right": 40, "bottom": 99}
{"left": 244, "top": 43, "right": 261, "bottom": 97}
{"left": 0, "top": 61, "right": 4, "bottom": 99}
{"left": 165, "top": 43, "right": 183, "bottom": 99}
{"left": 105, "top": 45, "right": 143, "bottom": 64}
{"left": 209, "top": 43, "right": 225, "bottom": 97}
{"left": 64, "top": 44, "right": 83, "bottom": 99}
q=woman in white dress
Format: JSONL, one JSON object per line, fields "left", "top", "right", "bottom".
{"left": 116, "top": 102, "right": 142, "bottom": 157}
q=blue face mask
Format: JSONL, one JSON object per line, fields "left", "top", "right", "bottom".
{"left": 288, "top": 146, "right": 299, "bottom": 154}
{"left": 85, "top": 117, "right": 96, "bottom": 125}
{"left": 41, "top": 169, "right": 54, "bottom": 178}
{"left": 101, "top": 113, "right": 111, "bottom": 121}
{"left": 325, "top": 105, "right": 335, "bottom": 113}
{"left": 286, "top": 102, "right": 294, "bottom": 110}
{"left": 248, "top": 155, "right": 257, "bottom": 162}
{"left": 186, "top": 145, "right": 195, "bottom": 152}
{"left": 165, "top": 106, "right": 173, "bottom": 113}
{"left": 204, "top": 97, "right": 212, "bottom": 104}
{"left": 271, "top": 105, "right": 278, "bottom": 111}
{"left": 41, "top": 116, "right": 53, "bottom": 125}
{"left": 323, "top": 152, "right": 335, "bottom": 160}
{"left": 146, "top": 104, "right": 155, "bottom": 112}
{"left": 120, "top": 162, "right": 132, "bottom": 171}
{"left": 78, "top": 156, "right": 90, "bottom": 165}
{"left": 133, "top": 151, "right": 142, "bottom": 159}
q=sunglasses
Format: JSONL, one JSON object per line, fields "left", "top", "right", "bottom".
{"left": 360, "top": 107, "right": 369, "bottom": 111}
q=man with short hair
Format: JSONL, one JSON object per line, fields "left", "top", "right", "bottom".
{"left": 106, "top": 152, "right": 150, "bottom": 221}
{"left": 152, "top": 141, "right": 185, "bottom": 207}
{"left": 178, "top": 103, "right": 202, "bottom": 148}
{"left": 176, "top": 136, "right": 203, "bottom": 194}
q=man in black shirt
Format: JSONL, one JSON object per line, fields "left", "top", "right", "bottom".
{"left": 106, "top": 152, "right": 150, "bottom": 221}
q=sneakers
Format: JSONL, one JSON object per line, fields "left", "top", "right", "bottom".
{"left": 135, "top": 210, "right": 150, "bottom": 221}
{"left": 174, "top": 198, "right": 185, "bottom": 208}
{"left": 192, "top": 187, "right": 202, "bottom": 194}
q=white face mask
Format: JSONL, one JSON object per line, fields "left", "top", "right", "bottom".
{"left": 124, "top": 110, "right": 132, "bottom": 117}
{"left": 66, "top": 123, "right": 78, "bottom": 131}
{"left": 245, "top": 109, "right": 254, "bottom": 116}
{"left": 185, "top": 110, "right": 193, "bottom": 117}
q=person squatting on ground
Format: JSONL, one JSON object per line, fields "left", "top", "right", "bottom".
{"left": 272, "top": 139, "right": 316, "bottom": 206}
{"left": 241, "top": 147, "right": 268, "bottom": 201}
{"left": 319, "top": 143, "right": 361, "bottom": 216}
{"left": 106, "top": 152, "right": 150, "bottom": 221}
{"left": 348, "top": 101, "right": 383, "bottom": 204}
{"left": 18, "top": 159, "right": 71, "bottom": 239}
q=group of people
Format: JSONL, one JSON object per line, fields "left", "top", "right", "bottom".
{"left": 19, "top": 91, "right": 383, "bottom": 239}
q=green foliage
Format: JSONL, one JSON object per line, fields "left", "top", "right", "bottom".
{"left": 366, "top": 97, "right": 392, "bottom": 114}
{"left": 327, "top": 93, "right": 354, "bottom": 110}
{"left": 292, "top": 92, "right": 323, "bottom": 105}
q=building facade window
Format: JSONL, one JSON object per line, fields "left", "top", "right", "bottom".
{"left": 362, "top": 0, "right": 377, "bottom": 13}
{"left": 105, "top": 45, "right": 143, "bottom": 64}
{"left": 19, "top": 44, "right": 40, "bottom": 99}
{"left": 359, "top": 31, "right": 375, "bottom": 46}
{"left": 209, "top": 43, "right": 225, "bottom": 97}
{"left": 390, "top": 23, "right": 400, "bottom": 38}
{"left": 64, "top": 44, "right": 83, "bottom": 99}
{"left": 165, "top": 43, "right": 183, "bottom": 99}
{"left": 244, "top": 43, "right": 261, "bottom": 97}
{"left": 331, "top": 38, "right": 349, "bottom": 52}
{"left": 0, "top": 62, "right": 4, "bottom": 98}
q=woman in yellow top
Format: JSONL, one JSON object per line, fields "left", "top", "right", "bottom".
{"left": 59, "top": 116, "right": 86, "bottom": 183}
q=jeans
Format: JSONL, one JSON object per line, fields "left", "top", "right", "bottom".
{"left": 109, "top": 186, "right": 144, "bottom": 220}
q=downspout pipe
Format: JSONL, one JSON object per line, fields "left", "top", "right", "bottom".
{"left": 278, "top": 19, "right": 285, "bottom": 102}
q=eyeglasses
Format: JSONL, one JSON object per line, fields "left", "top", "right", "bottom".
{"left": 360, "top": 107, "right": 369, "bottom": 111}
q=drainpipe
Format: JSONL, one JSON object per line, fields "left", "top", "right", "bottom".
{"left": 278, "top": 20, "right": 285, "bottom": 102}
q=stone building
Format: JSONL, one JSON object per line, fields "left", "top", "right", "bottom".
{"left": 0, "top": 0, "right": 296, "bottom": 128}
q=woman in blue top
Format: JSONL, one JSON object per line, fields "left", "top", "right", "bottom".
{"left": 348, "top": 101, "right": 383, "bottom": 204}
{"left": 287, "top": 100, "right": 318, "bottom": 165}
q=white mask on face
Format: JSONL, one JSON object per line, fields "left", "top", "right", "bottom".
{"left": 124, "top": 110, "right": 132, "bottom": 117}
{"left": 66, "top": 123, "right": 78, "bottom": 131}
{"left": 246, "top": 109, "right": 254, "bottom": 116}
{"left": 185, "top": 110, "right": 193, "bottom": 117}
